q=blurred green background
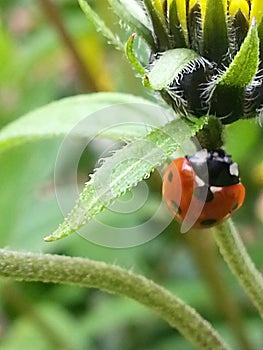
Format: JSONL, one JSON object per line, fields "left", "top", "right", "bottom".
{"left": 0, "top": 1, "right": 262, "bottom": 349}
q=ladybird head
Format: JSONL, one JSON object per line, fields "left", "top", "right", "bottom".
{"left": 187, "top": 148, "right": 240, "bottom": 187}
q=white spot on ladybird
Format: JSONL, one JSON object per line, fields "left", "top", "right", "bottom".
{"left": 230, "top": 163, "right": 239, "bottom": 177}
{"left": 210, "top": 186, "right": 223, "bottom": 193}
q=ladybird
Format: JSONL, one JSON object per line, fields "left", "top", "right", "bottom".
{"left": 162, "top": 149, "right": 245, "bottom": 229}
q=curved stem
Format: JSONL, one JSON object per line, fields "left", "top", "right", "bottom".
{"left": 213, "top": 220, "right": 263, "bottom": 317}
{"left": 185, "top": 233, "right": 253, "bottom": 350}
{"left": 0, "top": 248, "right": 230, "bottom": 350}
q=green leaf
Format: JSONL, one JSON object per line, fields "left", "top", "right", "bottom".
{"left": 0, "top": 139, "right": 63, "bottom": 250}
{"left": 144, "top": 48, "right": 200, "bottom": 90}
{"left": 45, "top": 116, "right": 207, "bottom": 241}
{"left": 143, "top": 0, "right": 170, "bottom": 51}
{"left": 188, "top": 3, "right": 203, "bottom": 53}
{"left": 217, "top": 20, "right": 260, "bottom": 88}
{"left": 209, "top": 20, "right": 260, "bottom": 123}
{"left": 0, "top": 93, "right": 161, "bottom": 151}
{"left": 125, "top": 34, "right": 146, "bottom": 75}
{"left": 108, "top": 0, "right": 156, "bottom": 50}
{"left": 78, "top": 0, "right": 123, "bottom": 50}
{"left": 258, "top": 18, "right": 263, "bottom": 61}
{"left": 168, "top": 0, "right": 186, "bottom": 48}
{"left": 202, "top": 0, "right": 228, "bottom": 62}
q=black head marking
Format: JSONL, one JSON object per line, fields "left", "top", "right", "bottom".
{"left": 187, "top": 148, "right": 241, "bottom": 187}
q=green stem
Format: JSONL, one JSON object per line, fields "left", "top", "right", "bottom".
{"left": 195, "top": 116, "right": 224, "bottom": 150}
{"left": 185, "top": 233, "right": 253, "bottom": 350}
{"left": 0, "top": 249, "right": 230, "bottom": 350}
{"left": 213, "top": 220, "right": 263, "bottom": 317}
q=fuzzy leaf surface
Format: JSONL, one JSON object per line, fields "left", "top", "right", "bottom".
{"left": 145, "top": 48, "right": 199, "bottom": 90}
{"left": 0, "top": 93, "right": 163, "bottom": 151}
{"left": 78, "top": 0, "right": 123, "bottom": 50}
{"left": 203, "top": 0, "right": 228, "bottom": 62}
{"left": 217, "top": 21, "right": 259, "bottom": 88}
{"left": 109, "top": 0, "right": 155, "bottom": 49}
{"left": 45, "top": 116, "right": 207, "bottom": 241}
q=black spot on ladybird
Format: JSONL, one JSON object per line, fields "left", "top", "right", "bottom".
{"left": 200, "top": 219, "right": 217, "bottom": 226}
{"left": 168, "top": 171, "right": 173, "bottom": 182}
{"left": 171, "top": 200, "right": 181, "bottom": 215}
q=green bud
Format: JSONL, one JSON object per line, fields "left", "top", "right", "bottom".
{"left": 116, "top": 0, "right": 263, "bottom": 124}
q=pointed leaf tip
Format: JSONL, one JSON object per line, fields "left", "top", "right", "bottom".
{"left": 217, "top": 20, "right": 260, "bottom": 88}
{"left": 45, "top": 116, "right": 207, "bottom": 242}
{"left": 125, "top": 33, "right": 146, "bottom": 75}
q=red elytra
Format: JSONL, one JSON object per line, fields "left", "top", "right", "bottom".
{"left": 162, "top": 157, "right": 246, "bottom": 229}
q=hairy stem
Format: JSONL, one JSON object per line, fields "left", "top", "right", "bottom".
{"left": 213, "top": 220, "right": 263, "bottom": 317}
{"left": 186, "top": 232, "right": 253, "bottom": 350}
{"left": 0, "top": 249, "right": 230, "bottom": 350}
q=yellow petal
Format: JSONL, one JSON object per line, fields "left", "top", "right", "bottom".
{"left": 152, "top": 0, "right": 164, "bottom": 15}
{"left": 250, "top": 0, "right": 263, "bottom": 23}
{"left": 175, "top": 0, "right": 187, "bottom": 32}
{"left": 229, "top": 0, "right": 249, "bottom": 20}
{"left": 189, "top": 0, "right": 227, "bottom": 24}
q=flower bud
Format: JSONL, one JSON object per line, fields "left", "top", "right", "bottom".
{"left": 127, "top": 0, "right": 263, "bottom": 124}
